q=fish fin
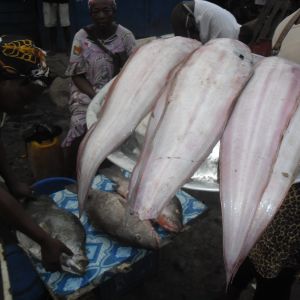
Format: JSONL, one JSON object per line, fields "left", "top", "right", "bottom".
{"left": 77, "top": 122, "right": 99, "bottom": 213}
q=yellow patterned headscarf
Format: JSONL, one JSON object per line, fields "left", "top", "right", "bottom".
{"left": 0, "top": 35, "right": 49, "bottom": 82}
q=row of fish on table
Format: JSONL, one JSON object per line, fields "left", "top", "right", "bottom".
{"left": 17, "top": 166, "right": 183, "bottom": 276}
{"left": 17, "top": 37, "right": 300, "bottom": 283}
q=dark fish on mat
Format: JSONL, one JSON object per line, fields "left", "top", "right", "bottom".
{"left": 100, "top": 166, "right": 183, "bottom": 232}
{"left": 67, "top": 184, "right": 160, "bottom": 249}
{"left": 155, "top": 198, "right": 183, "bottom": 233}
{"left": 16, "top": 195, "right": 88, "bottom": 275}
{"left": 86, "top": 189, "right": 161, "bottom": 249}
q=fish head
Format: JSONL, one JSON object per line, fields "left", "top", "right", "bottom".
{"left": 60, "top": 253, "right": 89, "bottom": 276}
{"left": 124, "top": 211, "right": 161, "bottom": 249}
{"left": 131, "top": 227, "right": 161, "bottom": 250}
{"left": 156, "top": 210, "right": 183, "bottom": 233}
{"left": 156, "top": 197, "right": 183, "bottom": 233}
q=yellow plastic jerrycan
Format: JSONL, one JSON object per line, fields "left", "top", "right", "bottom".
{"left": 24, "top": 124, "right": 64, "bottom": 181}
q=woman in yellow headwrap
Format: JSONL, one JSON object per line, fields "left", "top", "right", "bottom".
{"left": 0, "top": 35, "right": 72, "bottom": 298}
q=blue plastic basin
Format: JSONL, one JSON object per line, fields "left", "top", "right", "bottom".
{"left": 31, "top": 177, "right": 76, "bottom": 195}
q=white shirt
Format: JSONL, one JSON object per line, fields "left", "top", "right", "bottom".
{"left": 255, "top": 0, "right": 267, "bottom": 5}
{"left": 272, "top": 9, "right": 300, "bottom": 64}
{"left": 194, "top": 0, "right": 240, "bottom": 44}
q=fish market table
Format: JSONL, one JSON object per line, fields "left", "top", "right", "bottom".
{"left": 31, "top": 174, "right": 207, "bottom": 300}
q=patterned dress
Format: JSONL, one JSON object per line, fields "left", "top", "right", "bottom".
{"left": 62, "top": 25, "right": 136, "bottom": 148}
{"left": 249, "top": 183, "right": 300, "bottom": 279}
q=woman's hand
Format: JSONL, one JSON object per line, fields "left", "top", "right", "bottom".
{"left": 40, "top": 236, "right": 73, "bottom": 272}
{"left": 0, "top": 186, "right": 73, "bottom": 273}
{"left": 72, "top": 75, "right": 96, "bottom": 99}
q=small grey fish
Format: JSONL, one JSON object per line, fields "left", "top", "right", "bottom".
{"left": 66, "top": 184, "right": 160, "bottom": 249}
{"left": 16, "top": 195, "right": 88, "bottom": 275}
{"left": 85, "top": 189, "right": 161, "bottom": 249}
{"left": 101, "top": 167, "right": 183, "bottom": 232}
{"left": 155, "top": 197, "right": 183, "bottom": 233}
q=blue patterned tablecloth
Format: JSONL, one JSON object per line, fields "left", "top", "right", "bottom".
{"left": 33, "top": 174, "right": 207, "bottom": 299}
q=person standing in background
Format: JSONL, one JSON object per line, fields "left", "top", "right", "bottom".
{"left": 42, "top": 0, "right": 71, "bottom": 54}
{"left": 171, "top": 0, "right": 240, "bottom": 43}
{"left": 254, "top": 0, "right": 267, "bottom": 5}
{"left": 272, "top": 7, "right": 300, "bottom": 64}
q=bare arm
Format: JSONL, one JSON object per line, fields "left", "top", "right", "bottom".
{"left": 0, "top": 187, "right": 50, "bottom": 244}
{"left": 0, "top": 132, "right": 17, "bottom": 191}
{"left": 0, "top": 132, "right": 31, "bottom": 198}
{"left": 0, "top": 186, "right": 72, "bottom": 271}
{"left": 0, "top": 133, "right": 72, "bottom": 271}
{"left": 72, "top": 74, "right": 96, "bottom": 99}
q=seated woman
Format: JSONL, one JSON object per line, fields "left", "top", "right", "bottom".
{"left": 62, "top": 0, "right": 136, "bottom": 178}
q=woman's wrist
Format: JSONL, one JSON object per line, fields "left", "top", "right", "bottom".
{"left": 37, "top": 232, "right": 53, "bottom": 247}
{"left": 4, "top": 175, "right": 17, "bottom": 193}
{"left": 72, "top": 75, "right": 96, "bottom": 99}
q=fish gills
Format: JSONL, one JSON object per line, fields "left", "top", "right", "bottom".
{"left": 129, "top": 38, "right": 253, "bottom": 220}
{"left": 101, "top": 167, "right": 183, "bottom": 232}
{"left": 220, "top": 57, "right": 300, "bottom": 283}
{"left": 77, "top": 37, "right": 201, "bottom": 212}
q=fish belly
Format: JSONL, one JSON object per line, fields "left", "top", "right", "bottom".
{"left": 127, "top": 62, "right": 184, "bottom": 211}
{"left": 129, "top": 38, "right": 253, "bottom": 220}
{"left": 220, "top": 57, "right": 300, "bottom": 283}
{"left": 77, "top": 37, "right": 201, "bottom": 212}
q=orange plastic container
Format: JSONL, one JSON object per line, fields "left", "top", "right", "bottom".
{"left": 26, "top": 137, "right": 64, "bottom": 181}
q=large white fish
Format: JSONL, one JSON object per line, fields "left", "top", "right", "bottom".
{"left": 128, "top": 38, "right": 253, "bottom": 220}
{"left": 220, "top": 57, "right": 300, "bottom": 284}
{"left": 127, "top": 63, "right": 184, "bottom": 205}
{"left": 77, "top": 37, "right": 201, "bottom": 212}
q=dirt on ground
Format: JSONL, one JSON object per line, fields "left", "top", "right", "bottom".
{"left": 1, "top": 53, "right": 300, "bottom": 300}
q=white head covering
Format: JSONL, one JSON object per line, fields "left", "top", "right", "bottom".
{"left": 88, "top": 0, "right": 116, "bottom": 9}
{"left": 272, "top": 8, "right": 300, "bottom": 64}
{"left": 193, "top": 0, "right": 240, "bottom": 44}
